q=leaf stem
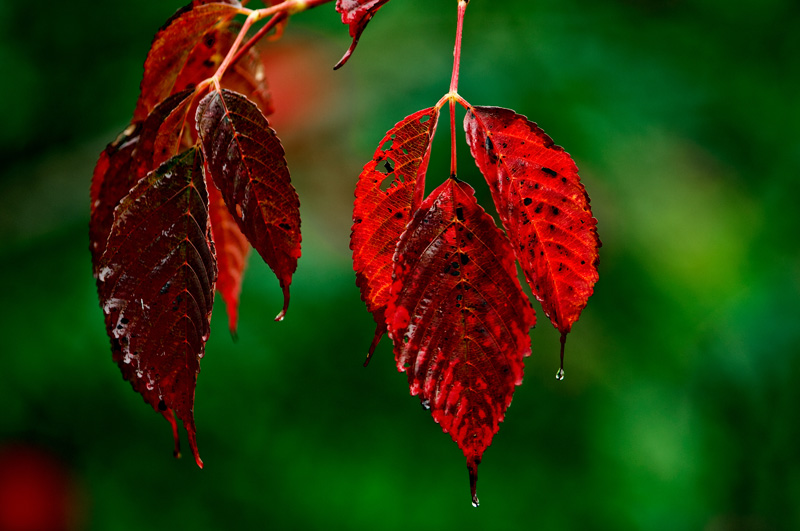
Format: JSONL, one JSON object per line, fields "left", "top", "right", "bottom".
{"left": 448, "top": 1, "right": 468, "bottom": 178}
{"left": 449, "top": 0, "right": 468, "bottom": 94}
{"left": 228, "top": 12, "right": 287, "bottom": 69}
{"left": 212, "top": 0, "right": 335, "bottom": 88}
{"left": 213, "top": 11, "right": 258, "bottom": 87}
{"left": 450, "top": 99, "right": 457, "bottom": 178}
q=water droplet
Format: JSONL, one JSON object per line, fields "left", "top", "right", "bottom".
{"left": 421, "top": 398, "right": 430, "bottom": 410}
{"left": 555, "top": 368, "right": 565, "bottom": 381}
{"left": 145, "top": 382, "right": 154, "bottom": 391}
{"left": 471, "top": 494, "right": 480, "bottom": 508}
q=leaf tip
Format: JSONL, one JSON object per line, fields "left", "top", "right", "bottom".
{"left": 163, "top": 409, "right": 182, "bottom": 460}
{"left": 274, "top": 284, "right": 290, "bottom": 322}
{"left": 333, "top": 45, "right": 355, "bottom": 70}
{"left": 187, "top": 428, "right": 203, "bottom": 469}
{"left": 363, "top": 323, "right": 385, "bottom": 367}
{"left": 227, "top": 310, "right": 240, "bottom": 340}
{"left": 557, "top": 332, "right": 567, "bottom": 381}
{"left": 468, "top": 456, "right": 480, "bottom": 508}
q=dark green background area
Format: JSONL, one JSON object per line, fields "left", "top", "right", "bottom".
{"left": 1, "top": 0, "right": 798, "bottom": 528}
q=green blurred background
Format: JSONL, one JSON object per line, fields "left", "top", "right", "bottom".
{"left": 1, "top": 0, "right": 799, "bottom": 529}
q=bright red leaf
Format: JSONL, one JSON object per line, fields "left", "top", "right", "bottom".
{"left": 97, "top": 147, "right": 217, "bottom": 468}
{"left": 464, "top": 106, "right": 600, "bottom": 362}
{"left": 386, "top": 177, "right": 536, "bottom": 507}
{"left": 350, "top": 107, "right": 439, "bottom": 363}
{"left": 133, "top": 2, "right": 242, "bottom": 121}
{"left": 334, "top": 0, "right": 392, "bottom": 69}
{"left": 207, "top": 170, "right": 251, "bottom": 335}
{"left": 196, "top": 88, "right": 301, "bottom": 320}
{"left": 90, "top": 123, "right": 141, "bottom": 275}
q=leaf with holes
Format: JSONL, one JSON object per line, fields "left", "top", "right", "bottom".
{"left": 90, "top": 123, "right": 141, "bottom": 275}
{"left": 464, "top": 106, "right": 600, "bottom": 365}
{"left": 133, "top": 2, "right": 242, "bottom": 121}
{"left": 334, "top": 0, "right": 392, "bottom": 69}
{"left": 197, "top": 88, "right": 300, "bottom": 320}
{"left": 207, "top": 170, "right": 251, "bottom": 335}
{"left": 351, "top": 107, "right": 439, "bottom": 363}
{"left": 97, "top": 147, "right": 217, "bottom": 468}
{"left": 386, "top": 178, "right": 536, "bottom": 507}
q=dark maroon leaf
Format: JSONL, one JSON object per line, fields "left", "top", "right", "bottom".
{"left": 197, "top": 88, "right": 300, "bottom": 320}
{"left": 350, "top": 107, "right": 439, "bottom": 364}
{"left": 97, "top": 147, "right": 217, "bottom": 467}
{"left": 464, "top": 106, "right": 600, "bottom": 365}
{"left": 334, "top": 0, "right": 392, "bottom": 69}
{"left": 133, "top": 2, "right": 242, "bottom": 121}
{"left": 90, "top": 123, "right": 141, "bottom": 275}
{"left": 386, "top": 178, "right": 536, "bottom": 507}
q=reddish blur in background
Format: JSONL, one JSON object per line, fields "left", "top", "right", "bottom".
{"left": 0, "top": 444, "right": 84, "bottom": 531}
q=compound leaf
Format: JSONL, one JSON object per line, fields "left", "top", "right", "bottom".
{"left": 386, "top": 178, "right": 536, "bottom": 507}
{"left": 351, "top": 107, "right": 439, "bottom": 363}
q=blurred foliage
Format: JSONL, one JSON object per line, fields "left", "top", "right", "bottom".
{"left": 1, "top": 0, "right": 799, "bottom": 529}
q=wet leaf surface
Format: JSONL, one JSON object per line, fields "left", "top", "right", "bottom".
{"left": 386, "top": 178, "right": 536, "bottom": 506}
{"left": 197, "top": 88, "right": 300, "bottom": 320}
{"left": 465, "top": 106, "right": 600, "bottom": 344}
{"left": 97, "top": 147, "right": 216, "bottom": 467}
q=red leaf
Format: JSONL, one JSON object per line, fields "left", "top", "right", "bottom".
{"left": 334, "top": 0, "right": 391, "bottom": 69}
{"left": 197, "top": 88, "right": 300, "bottom": 320}
{"left": 132, "top": 89, "right": 195, "bottom": 180}
{"left": 386, "top": 178, "right": 536, "bottom": 507}
{"left": 90, "top": 123, "right": 141, "bottom": 275}
{"left": 133, "top": 2, "right": 242, "bottom": 121}
{"left": 207, "top": 170, "right": 250, "bottom": 335}
{"left": 97, "top": 147, "right": 217, "bottom": 468}
{"left": 350, "top": 107, "right": 439, "bottom": 363}
{"left": 464, "top": 106, "right": 600, "bottom": 344}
